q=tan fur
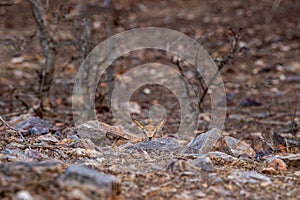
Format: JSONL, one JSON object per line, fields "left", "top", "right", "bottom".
{"left": 132, "top": 119, "right": 166, "bottom": 140}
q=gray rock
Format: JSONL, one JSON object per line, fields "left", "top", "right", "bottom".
{"left": 24, "top": 148, "right": 49, "bottom": 161}
{"left": 5, "top": 142, "right": 25, "bottom": 149}
{"left": 38, "top": 134, "right": 59, "bottom": 143}
{"left": 74, "top": 138, "right": 97, "bottom": 150}
{"left": 184, "top": 128, "right": 222, "bottom": 154}
{"left": 57, "top": 164, "right": 121, "bottom": 199}
{"left": 224, "top": 136, "right": 255, "bottom": 157}
{"left": 208, "top": 186, "right": 233, "bottom": 197}
{"left": 124, "top": 137, "right": 182, "bottom": 152}
{"left": 191, "top": 156, "right": 215, "bottom": 172}
{"left": 2, "top": 148, "right": 25, "bottom": 161}
{"left": 0, "top": 161, "right": 65, "bottom": 193}
{"left": 207, "top": 151, "right": 238, "bottom": 162}
{"left": 14, "top": 116, "right": 53, "bottom": 135}
{"left": 207, "top": 173, "right": 223, "bottom": 184}
{"left": 228, "top": 169, "right": 272, "bottom": 185}
{"left": 76, "top": 121, "right": 114, "bottom": 146}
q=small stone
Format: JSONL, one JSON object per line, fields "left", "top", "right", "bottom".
{"left": 224, "top": 136, "right": 255, "bottom": 157}
{"left": 228, "top": 170, "right": 272, "bottom": 185}
{"left": 67, "top": 189, "right": 89, "bottom": 200}
{"left": 278, "top": 153, "right": 300, "bottom": 167}
{"left": 76, "top": 121, "right": 114, "bottom": 146}
{"left": 11, "top": 56, "right": 24, "bottom": 64}
{"left": 184, "top": 128, "right": 222, "bottom": 154}
{"left": 53, "top": 130, "right": 63, "bottom": 138}
{"left": 208, "top": 186, "right": 232, "bottom": 197}
{"left": 5, "top": 142, "right": 25, "bottom": 149}
{"left": 38, "top": 134, "right": 59, "bottom": 143}
{"left": 265, "top": 158, "right": 287, "bottom": 173}
{"left": 86, "top": 149, "right": 103, "bottom": 158}
{"left": 62, "top": 127, "right": 77, "bottom": 135}
{"left": 143, "top": 88, "right": 151, "bottom": 94}
{"left": 173, "top": 190, "right": 193, "bottom": 200}
{"left": 67, "top": 134, "right": 80, "bottom": 140}
{"left": 262, "top": 167, "right": 278, "bottom": 175}
{"left": 2, "top": 148, "right": 25, "bottom": 161}
{"left": 238, "top": 97, "right": 262, "bottom": 107}
{"left": 118, "top": 142, "right": 134, "bottom": 151}
{"left": 191, "top": 156, "right": 215, "bottom": 172}
{"left": 194, "top": 190, "right": 206, "bottom": 198}
{"left": 74, "top": 138, "right": 96, "bottom": 150}
{"left": 24, "top": 148, "right": 49, "bottom": 161}
{"left": 260, "top": 181, "right": 272, "bottom": 187}
{"left": 28, "top": 127, "right": 40, "bottom": 135}
{"left": 15, "top": 190, "right": 34, "bottom": 200}
{"left": 294, "top": 171, "right": 300, "bottom": 176}
{"left": 207, "top": 151, "right": 238, "bottom": 162}
{"left": 207, "top": 173, "right": 223, "bottom": 184}
{"left": 14, "top": 116, "right": 53, "bottom": 135}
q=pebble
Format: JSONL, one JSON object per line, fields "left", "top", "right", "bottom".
{"left": 264, "top": 158, "right": 287, "bottom": 173}
{"left": 15, "top": 190, "right": 34, "bottom": 200}
{"left": 228, "top": 170, "right": 272, "bottom": 185}
{"left": 38, "top": 134, "right": 59, "bottom": 143}
{"left": 191, "top": 156, "right": 215, "bottom": 172}
{"left": 224, "top": 136, "right": 255, "bottom": 157}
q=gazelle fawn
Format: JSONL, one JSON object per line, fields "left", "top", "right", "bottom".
{"left": 132, "top": 118, "right": 166, "bottom": 140}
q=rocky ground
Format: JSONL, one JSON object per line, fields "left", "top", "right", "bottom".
{"left": 0, "top": 115, "right": 299, "bottom": 199}
{"left": 0, "top": 0, "right": 300, "bottom": 199}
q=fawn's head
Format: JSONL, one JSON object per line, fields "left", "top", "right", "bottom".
{"left": 132, "top": 119, "right": 166, "bottom": 140}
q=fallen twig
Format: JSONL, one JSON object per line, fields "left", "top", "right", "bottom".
{"left": 0, "top": 115, "right": 28, "bottom": 144}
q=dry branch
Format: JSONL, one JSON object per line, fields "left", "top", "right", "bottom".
{"left": 198, "top": 27, "right": 243, "bottom": 108}
{"left": 27, "top": 0, "right": 55, "bottom": 113}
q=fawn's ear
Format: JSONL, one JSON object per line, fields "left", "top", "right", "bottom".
{"left": 132, "top": 119, "right": 144, "bottom": 129}
{"left": 155, "top": 119, "right": 166, "bottom": 131}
